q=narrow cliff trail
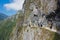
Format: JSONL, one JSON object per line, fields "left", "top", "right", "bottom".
{"left": 42, "top": 27, "right": 60, "bottom": 34}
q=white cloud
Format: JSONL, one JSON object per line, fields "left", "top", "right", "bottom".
{"left": 4, "top": 0, "right": 25, "bottom": 10}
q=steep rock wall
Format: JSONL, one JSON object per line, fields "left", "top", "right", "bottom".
{"left": 9, "top": 0, "right": 60, "bottom": 40}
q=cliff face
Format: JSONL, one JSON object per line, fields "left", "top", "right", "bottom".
{"left": 9, "top": 0, "right": 60, "bottom": 40}
{"left": 24, "top": 0, "right": 57, "bottom": 19}
{"left": 23, "top": 0, "right": 58, "bottom": 29}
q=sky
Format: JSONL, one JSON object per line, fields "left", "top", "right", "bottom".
{"left": 0, "top": 0, "right": 24, "bottom": 16}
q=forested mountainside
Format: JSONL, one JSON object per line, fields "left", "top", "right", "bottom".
{"left": 0, "top": 0, "right": 60, "bottom": 40}
{"left": 0, "top": 11, "right": 24, "bottom": 40}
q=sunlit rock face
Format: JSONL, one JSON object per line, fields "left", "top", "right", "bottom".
{"left": 22, "top": 0, "right": 59, "bottom": 40}
{"left": 10, "top": 0, "right": 60, "bottom": 40}
{"left": 23, "top": 0, "right": 57, "bottom": 28}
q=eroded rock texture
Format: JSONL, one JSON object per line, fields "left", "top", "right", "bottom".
{"left": 23, "top": 0, "right": 57, "bottom": 30}
{"left": 9, "top": 0, "right": 60, "bottom": 40}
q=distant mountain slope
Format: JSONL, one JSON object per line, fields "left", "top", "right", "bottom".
{"left": 0, "top": 13, "right": 8, "bottom": 20}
